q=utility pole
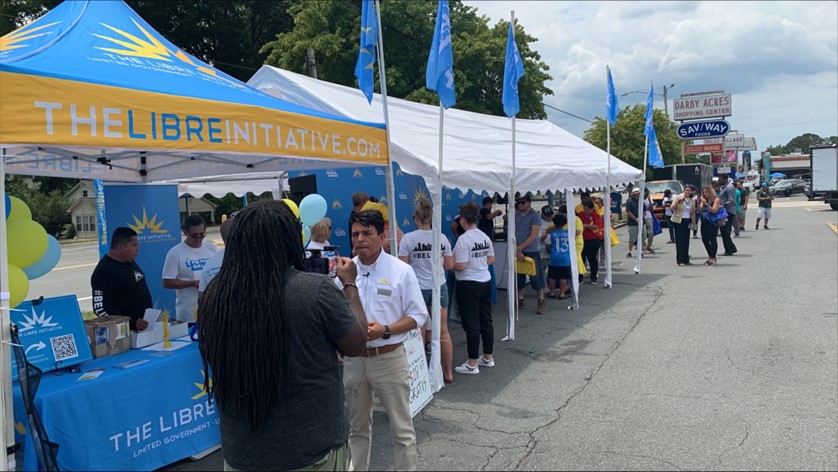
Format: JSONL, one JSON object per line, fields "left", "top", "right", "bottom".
{"left": 306, "top": 47, "right": 317, "bottom": 79}
{"left": 663, "top": 83, "right": 675, "bottom": 119}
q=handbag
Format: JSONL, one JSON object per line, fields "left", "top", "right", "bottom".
{"left": 515, "top": 256, "right": 536, "bottom": 276}
{"left": 651, "top": 216, "right": 663, "bottom": 235}
{"left": 707, "top": 207, "right": 729, "bottom": 224}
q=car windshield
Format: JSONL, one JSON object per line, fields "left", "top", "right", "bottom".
{"left": 646, "top": 182, "right": 683, "bottom": 194}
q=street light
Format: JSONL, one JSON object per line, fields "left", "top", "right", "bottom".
{"left": 621, "top": 83, "right": 675, "bottom": 118}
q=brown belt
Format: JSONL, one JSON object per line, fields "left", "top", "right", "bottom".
{"left": 363, "top": 342, "right": 403, "bottom": 357}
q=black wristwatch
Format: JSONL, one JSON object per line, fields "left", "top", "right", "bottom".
{"left": 383, "top": 325, "right": 391, "bottom": 340}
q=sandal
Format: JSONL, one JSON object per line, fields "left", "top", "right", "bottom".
{"left": 546, "top": 291, "right": 558, "bottom": 299}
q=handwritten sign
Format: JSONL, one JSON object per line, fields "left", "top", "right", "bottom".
{"left": 405, "top": 329, "right": 433, "bottom": 417}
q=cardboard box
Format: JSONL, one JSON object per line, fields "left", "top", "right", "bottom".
{"left": 84, "top": 315, "right": 131, "bottom": 359}
{"left": 130, "top": 327, "right": 164, "bottom": 349}
{"left": 169, "top": 321, "right": 190, "bottom": 340}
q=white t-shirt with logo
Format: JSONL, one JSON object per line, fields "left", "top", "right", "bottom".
{"left": 453, "top": 228, "right": 494, "bottom": 282}
{"left": 162, "top": 241, "right": 218, "bottom": 321}
{"left": 198, "top": 249, "right": 225, "bottom": 293}
{"left": 398, "top": 229, "right": 452, "bottom": 289}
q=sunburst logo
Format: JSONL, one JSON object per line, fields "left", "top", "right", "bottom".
{"left": 127, "top": 207, "right": 167, "bottom": 234}
{"left": 298, "top": 170, "right": 308, "bottom": 177}
{"left": 191, "top": 370, "right": 211, "bottom": 400}
{"left": 378, "top": 195, "right": 387, "bottom": 204}
{"left": 445, "top": 194, "right": 452, "bottom": 201}
{"left": 353, "top": 169, "right": 363, "bottom": 178}
{"left": 0, "top": 20, "right": 60, "bottom": 52}
{"left": 15, "top": 422, "right": 25, "bottom": 435}
{"left": 402, "top": 217, "right": 411, "bottom": 227}
{"left": 18, "top": 306, "right": 58, "bottom": 333}
{"left": 331, "top": 199, "right": 343, "bottom": 209}
{"left": 414, "top": 190, "right": 428, "bottom": 202}
{"left": 396, "top": 168, "right": 403, "bottom": 175}
{"left": 95, "top": 18, "right": 218, "bottom": 78}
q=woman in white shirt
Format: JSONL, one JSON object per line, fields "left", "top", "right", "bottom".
{"left": 452, "top": 202, "right": 495, "bottom": 375}
{"left": 669, "top": 186, "right": 697, "bottom": 266}
{"left": 398, "top": 200, "right": 454, "bottom": 383}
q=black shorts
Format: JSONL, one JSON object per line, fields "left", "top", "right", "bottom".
{"left": 547, "top": 265, "right": 572, "bottom": 281}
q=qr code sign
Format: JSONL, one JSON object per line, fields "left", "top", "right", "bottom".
{"left": 50, "top": 334, "right": 79, "bottom": 361}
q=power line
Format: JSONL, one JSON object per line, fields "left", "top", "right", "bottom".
{"left": 542, "top": 103, "right": 593, "bottom": 124}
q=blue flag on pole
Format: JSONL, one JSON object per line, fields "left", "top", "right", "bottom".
{"left": 502, "top": 21, "right": 525, "bottom": 117}
{"left": 354, "top": 0, "right": 378, "bottom": 104}
{"left": 644, "top": 85, "right": 664, "bottom": 168}
{"left": 606, "top": 67, "right": 619, "bottom": 125}
{"left": 426, "top": 0, "right": 456, "bottom": 108}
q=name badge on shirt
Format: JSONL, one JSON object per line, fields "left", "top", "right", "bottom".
{"left": 376, "top": 278, "right": 391, "bottom": 296}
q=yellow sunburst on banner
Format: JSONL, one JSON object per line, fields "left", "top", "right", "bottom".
{"left": 414, "top": 190, "right": 428, "bottom": 202}
{"left": 127, "top": 208, "right": 167, "bottom": 234}
{"left": 0, "top": 21, "right": 60, "bottom": 51}
{"left": 191, "top": 370, "right": 211, "bottom": 400}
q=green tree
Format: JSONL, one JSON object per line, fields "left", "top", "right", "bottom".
{"left": 3, "top": 175, "right": 73, "bottom": 235}
{"left": 583, "top": 105, "right": 687, "bottom": 175}
{"left": 765, "top": 133, "right": 838, "bottom": 156}
{"left": 261, "top": 0, "right": 553, "bottom": 119}
{"left": 0, "top": 0, "right": 61, "bottom": 35}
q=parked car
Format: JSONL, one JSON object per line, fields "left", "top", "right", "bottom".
{"left": 769, "top": 179, "right": 807, "bottom": 197}
{"left": 645, "top": 180, "right": 685, "bottom": 221}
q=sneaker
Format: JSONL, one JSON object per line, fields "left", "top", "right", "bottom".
{"left": 477, "top": 356, "right": 495, "bottom": 367}
{"left": 590, "top": 280, "right": 598, "bottom": 285}
{"left": 455, "top": 362, "right": 479, "bottom": 375}
{"left": 755, "top": 225, "right": 759, "bottom": 230}
{"left": 517, "top": 298, "right": 525, "bottom": 309}
{"left": 764, "top": 226, "right": 769, "bottom": 230}
{"left": 537, "top": 299, "right": 546, "bottom": 314}
{"left": 626, "top": 252, "right": 632, "bottom": 258}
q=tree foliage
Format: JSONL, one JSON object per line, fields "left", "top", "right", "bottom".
{"left": 0, "top": 0, "right": 61, "bottom": 36}
{"left": 583, "top": 105, "right": 689, "bottom": 174}
{"left": 4, "top": 175, "right": 73, "bottom": 235}
{"left": 262, "top": 0, "right": 553, "bottom": 119}
{"left": 765, "top": 133, "right": 838, "bottom": 156}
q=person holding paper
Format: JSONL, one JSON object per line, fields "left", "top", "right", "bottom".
{"left": 91, "top": 227, "right": 153, "bottom": 331}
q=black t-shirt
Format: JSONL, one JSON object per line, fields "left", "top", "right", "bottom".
{"left": 477, "top": 207, "right": 494, "bottom": 240}
{"left": 90, "top": 255, "right": 153, "bottom": 329}
{"left": 626, "top": 198, "right": 640, "bottom": 226}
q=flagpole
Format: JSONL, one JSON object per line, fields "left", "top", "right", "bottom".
{"left": 373, "top": 0, "right": 399, "bottom": 256}
{"left": 636, "top": 79, "right": 652, "bottom": 275}
{"left": 503, "top": 10, "right": 517, "bottom": 342}
{"left": 604, "top": 66, "right": 613, "bottom": 289}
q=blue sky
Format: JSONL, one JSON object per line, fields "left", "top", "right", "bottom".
{"left": 465, "top": 1, "right": 838, "bottom": 150}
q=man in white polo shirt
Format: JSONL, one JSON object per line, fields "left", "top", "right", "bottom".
{"left": 337, "top": 209, "right": 426, "bottom": 471}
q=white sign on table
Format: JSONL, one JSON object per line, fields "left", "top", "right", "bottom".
{"left": 405, "top": 329, "right": 433, "bottom": 417}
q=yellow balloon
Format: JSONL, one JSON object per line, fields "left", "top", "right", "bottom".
{"left": 7, "top": 265, "right": 29, "bottom": 308}
{"left": 6, "top": 218, "right": 48, "bottom": 268}
{"left": 282, "top": 199, "right": 300, "bottom": 218}
{"left": 8, "top": 196, "right": 32, "bottom": 221}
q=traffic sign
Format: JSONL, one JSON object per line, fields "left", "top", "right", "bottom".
{"left": 677, "top": 119, "right": 731, "bottom": 140}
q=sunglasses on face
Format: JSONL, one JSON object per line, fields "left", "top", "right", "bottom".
{"left": 188, "top": 232, "right": 206, "bottom": 238}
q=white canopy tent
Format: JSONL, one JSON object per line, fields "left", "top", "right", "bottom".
{"left": 248, "top": 66, "right": 642, "bottom": 197}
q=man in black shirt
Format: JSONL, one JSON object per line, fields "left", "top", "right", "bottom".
{"left": 91, "top": 227, "right": 153, "bottom": 330}
{"left": 478, "top": 196, "right": 503, "bottom": 240}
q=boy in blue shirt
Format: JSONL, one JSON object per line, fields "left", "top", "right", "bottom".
{"left": 545, "top": 213, "right": 572, "bottom": 300}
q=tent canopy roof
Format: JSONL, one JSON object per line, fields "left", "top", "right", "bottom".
{"left": 248, "top": 66, "right": 642, "bottom": 196}
{"left": 0, "top": 0, "right": 387, "bottom": 183}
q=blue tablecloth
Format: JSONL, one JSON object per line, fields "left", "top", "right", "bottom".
{"left": 13, "top": 340, "right": 220, "bottom": 471}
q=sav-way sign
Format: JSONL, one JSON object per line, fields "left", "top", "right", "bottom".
{"left": 677, "top": 119, "right": 730, "bottom": 140}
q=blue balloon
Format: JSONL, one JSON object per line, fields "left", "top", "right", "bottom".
{"left": 302, "top": 225, "right": 311, "bottom": 247}
{"left": 23, "top": 235, "right": 62, "bottom": 280}
{"left": 4, "top": 192, "right": 9, "bottom": 220}
{"left": 299, "top": 194, "right": 328, "bottom": 227}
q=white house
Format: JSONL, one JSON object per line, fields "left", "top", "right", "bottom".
{"left": 66, "top": 181, "right": 218, "bottom": 239}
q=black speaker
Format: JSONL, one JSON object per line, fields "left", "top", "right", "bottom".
{"left": 288, "top": 175, "right": 317, "bottom": 206}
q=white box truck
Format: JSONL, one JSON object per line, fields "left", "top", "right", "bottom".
{"left": 810, "top": 144, "right": 838, "bottom": 210}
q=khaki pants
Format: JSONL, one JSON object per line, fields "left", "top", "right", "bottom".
{"left": 224, "top": 443, "right": 349, "bottom": 471}
{"left": 343, "top": 346, "right": 417, "bottom": 471}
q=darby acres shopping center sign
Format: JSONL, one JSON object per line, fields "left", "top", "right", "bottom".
{"left": 673, "top": 92, "right": 732, "bottom": 121}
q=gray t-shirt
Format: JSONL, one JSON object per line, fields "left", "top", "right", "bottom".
{"left": 718, "top": 182, "right": 737, "bottom": 213}
{"left": 515, "top": 209, "right": 542, "bottom": 252}
{"left": 219, "top": 269, "right": 357, "bottom": 470}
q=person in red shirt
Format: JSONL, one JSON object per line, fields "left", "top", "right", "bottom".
{"left": 577, "top": 200, "right": 603, "bottom": 285}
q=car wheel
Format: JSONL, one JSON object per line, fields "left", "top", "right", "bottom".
{"left": 785, "top": 189, "right": 791, "bottom": 197}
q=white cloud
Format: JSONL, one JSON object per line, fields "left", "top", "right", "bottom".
{"left": 465, "top": 0, "right": 838, "bottom": 149}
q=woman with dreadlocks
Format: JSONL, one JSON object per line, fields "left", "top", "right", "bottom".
{"left": 198, "top": 200, "right": 367, "bottom": 471}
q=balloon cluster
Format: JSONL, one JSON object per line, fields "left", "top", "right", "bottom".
{"left": 281, "top": 194, "right": 327, "bottom": 246}
{"left": 4, "top": 193, "right": 62, "bottom": 308}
